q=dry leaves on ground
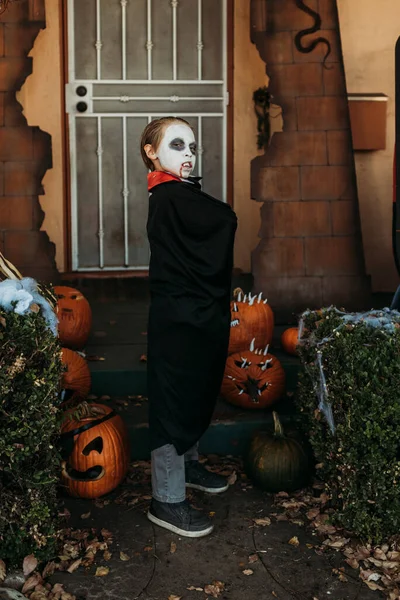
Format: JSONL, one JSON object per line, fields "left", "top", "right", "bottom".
{"left": 170, "top": 542, "right": 177, "bottom": 554}
{"left": 270, "top": 483, "right": 400, "bottom": 599}
{"left": 120, "top": 552, "right": 130, "bottom": 561}
{"left": 187, "top": 585, "right": 204, "bottom": 591}
{"left": 0, "top": 559, "right": 6, "bottom": 582}
{"left": 242, "top": 569, "right": 254, "bottom": 576}
{"left": 95, "top": 566, "right": 110, "bottom": 577}
{"left": 23, "top": 555, "right": 38, "bottom": 578}
{"left": 204, "top": 580, "right": 225, "bottom": 597}
{"left": 253, "top": 517, "right": 271, "bottom": 527}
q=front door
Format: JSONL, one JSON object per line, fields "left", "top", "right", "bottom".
{"left": 66, "top": 0, "right": 229, "bottom": 272}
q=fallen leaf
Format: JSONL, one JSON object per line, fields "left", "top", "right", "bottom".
{"left": 67, "top": 558, "right": 82, "bottom": 573}
{"left": 187, "top": 586, "right": 203, "bottom": 591}
{"left": 29, "top": 592, "right": 48, "bottom": 600}
{"left": 248, "top": 554, "right": 258, "bottom": 563}
{"left": 22, "top": 572, "right": 42, "bottom": 594}
{"left": 170, "top": 542, "right": 177, "bottom": 554}
{"left": 227, "top": 471, "right": 237, "bottom": 485}
{"left": 95, "top": 566, "right": 110, "bottom": 577}
{"left": 101, "top": 528, "right": 113, "bottom": 540}
{"left": 204, "top": 580, "right": 225, "bottom": 597}
{"left": 209, "top": 511, "right": 216, "bottom": 517}
{"left": 168, "top": 595, "right": 182, "bottom": 600}
{"left": 243, "top": 569, "right": 253, "bottom": 576}
{"left": 42, "top": 560, "right": 57, "bottom": 578}
{"left": 288, "top": 536, "right": 300, "bottom": 547}
{"left": 103, "top": 550, "right": 112, "bottom": 561}
{"left": 144, "top": 546, "right": 153, "bottom": 552}
{"left": 140, "top": 354, "right": 147, "bottom": 362}
{"left": 365, "top": 581, "right": 384, "bottom": 591}
{"left": 120, "top": 551, "right": 130, "bottom": 561}
{"left": 99, "top": 395, "right": 111, "bottom": 401}
{"left": 87, "top": 355, "right": 105, "bottom": 361}
{"left": 23, "top": 554, "right": 38, "bottom": 578}
{"left": 323, "top": 537, "right": 350, "bottom": 550}
{"left": 254, "top": 517, "right": 271, "bottom": 527}
{"left": 345, "top": 558, "right": 359, "bottom": 570}
{"left": 0, "top": 559, "right": 5, "bottom": 582}
{"left": 80, "top": 511, "right": 91, "bottom": 520}
{"left": 307, "top": 508, "right": 320, "bottom": 520}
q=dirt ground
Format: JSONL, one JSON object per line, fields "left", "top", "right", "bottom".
{"left": 50, "top": 458, "right": 382, "bottom": 600}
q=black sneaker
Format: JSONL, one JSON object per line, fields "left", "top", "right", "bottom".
{"left": 185, "top": 460, "right": 229, "bottom": 494}
{"left": 147, "top": 499, "right": 214, "bottom": 538}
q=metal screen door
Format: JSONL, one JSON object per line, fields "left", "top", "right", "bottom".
{"left": 66, "top": 0, "right": 228, "bottom": 271}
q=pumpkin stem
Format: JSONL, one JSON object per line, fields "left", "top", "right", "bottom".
{"left": 233, "top": 287, "right": 244, "bottom": 300}
{"left": 272, "top": 411, "right": 284, "bottom": 437}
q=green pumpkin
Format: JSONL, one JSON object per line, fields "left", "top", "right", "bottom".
{"left": 246, "top": 412, "right": 310, "bottom": 493}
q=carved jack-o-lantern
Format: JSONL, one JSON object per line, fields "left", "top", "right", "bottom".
{"left": 61, "top": 347, "right": 91, "bottom": 404}
{"left": 229, "top": 288, "right": 274, "bottom": 355}
{"left": 221, "top": 340, "right": 285, "bottom": 409}
{"left": 60, "top": 403, "right": 130, "bottom": 499}
{"left": 54, "top": 286, "right": 92, "bottom": 350}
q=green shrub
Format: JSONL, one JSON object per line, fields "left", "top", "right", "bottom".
{"left": 0, "top": 306, "right": 63, "bottom": 565}
{"left": 297, "top": 306, "right": 400, "bottom": 543}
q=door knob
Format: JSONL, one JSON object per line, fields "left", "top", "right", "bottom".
{"left": 76, "top": 85, "right": 87, "bottom": 97}
{"left": 76, "top": 102, "right": 88, "bottom": 113}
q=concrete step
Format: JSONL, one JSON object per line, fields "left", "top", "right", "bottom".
{"left": 88, "top": 346, "right": 301, "bottom": 397}
{"left": 93, "top": 393, "right": 301, "bottom": 461}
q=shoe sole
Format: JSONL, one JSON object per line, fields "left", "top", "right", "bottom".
{"left": 186, "top": 483, "right": 230, "bottom": 494}
{"left": 147, "top": 512, "right": 214, "bottom": 538}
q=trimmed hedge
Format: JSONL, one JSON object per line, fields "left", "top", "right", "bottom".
{"left": 0, "top": 306, "right": 63, "bottom": 565}
{"left": 297, "top": 306, "right": 400, "bottom": 543}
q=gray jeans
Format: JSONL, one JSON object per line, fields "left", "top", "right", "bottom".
{"left": 151, "top": 443, "right": 199, "bottom": 503}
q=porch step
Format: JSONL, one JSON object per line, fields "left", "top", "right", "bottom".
{"left": 99, "top": 393, "right": 301, "bottom": 461}
{"left": 88, "top": 346, "right": 301, "bottom": 397}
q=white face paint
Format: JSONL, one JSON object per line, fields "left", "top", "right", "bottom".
{"left": 156, "top": 123, "right": 197, "bottom": 179}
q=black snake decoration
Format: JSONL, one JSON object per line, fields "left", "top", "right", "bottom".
{"left": 294, "top": 0, "right": 332, "bottom": 69}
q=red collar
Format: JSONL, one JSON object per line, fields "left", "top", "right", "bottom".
{"left": 147, "top": 171, "right": 181, "bottom": 191}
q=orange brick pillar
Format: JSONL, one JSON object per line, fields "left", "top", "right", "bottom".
{"left": 250, "top": 0, "right": 370, "bottom": 316}
{"left": 0, "top": 1, "right": 58, "bottom": 283}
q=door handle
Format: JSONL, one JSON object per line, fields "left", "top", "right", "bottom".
{"left": 76, "top": 101, "right": 88, "bottom": 113}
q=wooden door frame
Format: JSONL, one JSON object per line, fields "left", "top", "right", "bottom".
{"left": 60, "top": 0, "right": 235, "bottom": 278}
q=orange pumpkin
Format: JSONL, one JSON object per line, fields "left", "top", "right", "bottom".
{"left": 55, "top": 286, "right": 92, "bottom": 350}
{"left": 221, "top": 341, "right": 285, "bottom": 409}
{"left": 228, "top": 288, "right": 274, "bottom": 355}
{"left": 60, "top": 402, "right": 130, "bottom": 499}
{"left": 61, "top": 348, "right": 91, "bottom": 404}
{"left": 281, "top": 327, "right": 299, "bottom": 355}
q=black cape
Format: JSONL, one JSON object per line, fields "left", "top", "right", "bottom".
{"left": 146, "top": 179, "right": 237, "bottom": 455}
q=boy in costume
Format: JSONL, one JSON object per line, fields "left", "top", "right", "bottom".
{"left": 141, "top": 117, "right": 237, "bottom": 537}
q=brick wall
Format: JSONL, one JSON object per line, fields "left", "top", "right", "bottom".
{"left": 0, "top": 0, "right": 58, "bottom": 283}
{"left": 250, "top": 0, "right": 370, "bottom": 316}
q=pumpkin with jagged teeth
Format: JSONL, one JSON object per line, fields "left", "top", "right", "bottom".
{"left": 221, "top": 339, "right": 285, "bottom": 409}
{"left": 229, "top": 288, "right": 274, "bottom": 355}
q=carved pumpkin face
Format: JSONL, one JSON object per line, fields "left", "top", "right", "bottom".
{"left": 61, "top": 348, "right": 91, "bottom": 404}
{"left": 60, "top": 403, "right": 130, "bottom": 499}
{"left": 228, "top": 289, "right": 274, "bottom": 355}
{"left": 221, "top": 343, "right": 285, "bottom": 409}
{"left": 54, "top": 286, "right": 92, "bottom": 350}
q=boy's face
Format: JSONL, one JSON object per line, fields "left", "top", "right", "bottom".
{"left": 156, "top": 123, "right": 197, "bottom": 179}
